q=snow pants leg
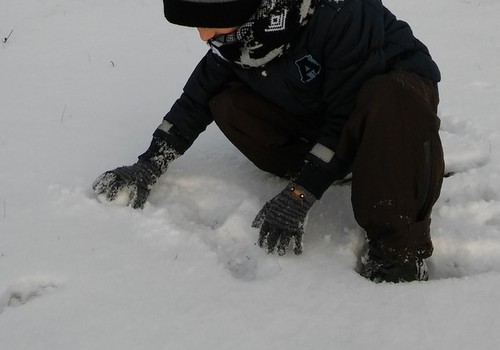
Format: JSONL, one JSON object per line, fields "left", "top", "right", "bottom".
{"left": 209, "top": 70, "right": 444, "bottom": 263}
{"left": 335, "top": 69, "right": 444, "bottom": 262}
{"left": 208, "top": 83, "right": 318, "bottom": 177}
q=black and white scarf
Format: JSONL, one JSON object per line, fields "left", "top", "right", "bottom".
{"left": 208, "top": 0, "right": 316, "bottom": 68}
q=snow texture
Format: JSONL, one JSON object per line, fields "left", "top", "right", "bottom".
{"left": 1, "top": 0, "right": 500, "bottom": 349}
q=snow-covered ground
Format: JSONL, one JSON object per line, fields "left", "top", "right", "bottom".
{"left": 1, "top": 0, "right": 499, "bottom": 349}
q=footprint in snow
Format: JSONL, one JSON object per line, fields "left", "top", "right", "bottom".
{"left": 431, "top": 115, "right": 500, "bottom": 280}
{"left": 0, "top": 279, "right": 58, "bottom": 313}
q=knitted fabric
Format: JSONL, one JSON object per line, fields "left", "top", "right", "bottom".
{"left": 208, "top": 0, "right": 316, "bottom": 68}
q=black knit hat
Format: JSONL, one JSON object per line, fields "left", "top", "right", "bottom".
{"left": 163, "top": 0, "right": 261, "bottom": 28}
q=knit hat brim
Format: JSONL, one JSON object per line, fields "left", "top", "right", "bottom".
{"left": 164, "top": 0, "right": 260, "bottom": 28}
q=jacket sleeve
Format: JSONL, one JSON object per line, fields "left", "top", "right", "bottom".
{"left": 296, "top": 0, "right": 387, "bottom": 198}
{"left": 153, "top": 51, "right": 236, "bottom": 153}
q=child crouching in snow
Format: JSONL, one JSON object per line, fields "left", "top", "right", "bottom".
{"left": 93, "top": 0, "right": 444, "bottom": 283}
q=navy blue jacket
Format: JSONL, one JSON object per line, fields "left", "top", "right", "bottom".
{"left": 159, "top": 0, "right": 440, "bottom": 187}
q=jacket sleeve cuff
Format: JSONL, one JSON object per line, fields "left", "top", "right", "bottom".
{"left": 152, "top": 120, "right": 192, "bottom": 154}
{"left": 137, "top": 120, "right": 191, "bottom": 168}
{"left": 295, "top": 143, "right": 350, "bottom": 199}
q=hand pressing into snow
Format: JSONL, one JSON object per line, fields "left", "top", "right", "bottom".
{"left": 93, "top": 136, "right": 180, "bottom": 209}
{"left": 253, "top": 183, "right": 316, "bottom": 255}
{"left": 92, "top": 161, "right": 161, "bottom": 209}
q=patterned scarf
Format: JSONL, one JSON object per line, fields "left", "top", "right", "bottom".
{"left": 208, "top": 0, "right": 316, "bottom": 68}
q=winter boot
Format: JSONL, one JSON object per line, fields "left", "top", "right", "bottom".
{"left": 356, "top": 244, "right": 429, "bottom": 283}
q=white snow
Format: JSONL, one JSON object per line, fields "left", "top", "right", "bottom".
{"left": 1, "top": 0, "right": 500, "bottom": 349}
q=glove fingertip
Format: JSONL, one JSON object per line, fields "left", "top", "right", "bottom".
{"left": 92, "top": 175, "right": 106, "bottom": 193}
{"left": 277, "top": 235, "right": 291, "bottom": 256}
{"left": 131, "top": 186, "right": 150, "bottom": 210}
{"left": 93, "top": 172, "right": 116, "bottom": 193}
{"left": 258, "top": 234, "right": 266, "bottom": 248}
{"left": 252, "top": 205, "right": 269, "bottom": 228}
{"left": 251, "top": 219, "right": 262, "bottom": 229}
{"left": 293, "top": 235, "right": 303, "bottom": 255}
{"left": 131, "top": 200, "right": 144, "bottom": 210}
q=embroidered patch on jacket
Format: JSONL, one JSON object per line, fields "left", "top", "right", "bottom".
{"left": 295, "top": 55, "right": 321, "bottom": 83}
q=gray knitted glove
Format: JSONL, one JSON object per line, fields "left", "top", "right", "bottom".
{"left": 253, "top": 182, "right": 316, "bottom": 255}
{"left": 92, "top": 161, "right": 160, "bottom": 209}
{"left": 92, "top": 137, "right": 179, "bottom": 209}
